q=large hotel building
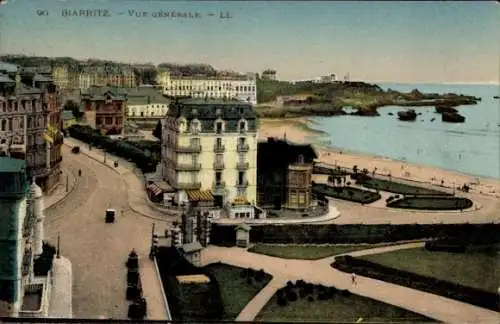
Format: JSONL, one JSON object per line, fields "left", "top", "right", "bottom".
{"left": 161, "top": 98, "right": 259, "bottom": 219}
{"left": 156, "top": 71, "right": 257, "bottom": 105}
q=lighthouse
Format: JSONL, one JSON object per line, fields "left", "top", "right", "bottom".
{"left": 31, "top": 180, "right": 45, "bottom": 257}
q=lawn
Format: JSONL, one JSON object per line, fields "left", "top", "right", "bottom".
{"left": 358, "top": 177, "right": 451, "bottom": 196}
{"left": 255, "top": 283, "right": 435, "bottom": 323}
{"left": 358, "top": 247, "right": 499, "bottom": 293}
{"left": 312, "top": 183, "right": 381, "bottom": 204}
{"left": 248, "top": 243, "right": 398, "bottom": 260}
{"left": 387, "top": 197, "right": 473, "bottom": 210}
{"left": 204, "top": 263, "right": 272, "bottom": 320}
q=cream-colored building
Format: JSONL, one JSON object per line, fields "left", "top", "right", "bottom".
{"left": 125, "top": 88, "right": 170, "bottom": 119}
{"left": 157, "top": 71, "right": 257, "bottom": 105}
{"left": 52, "top": 65, "right": 79, "bottom": 90}
{"left": 162, "top": 99, "right": 258, "bottom": 219}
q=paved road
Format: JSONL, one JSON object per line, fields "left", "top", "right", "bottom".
{"left": 202, "top": 245, "right": 499, "bottom": 324}
{"left": 45, "top": 145, "right": 172, "bottom": 319}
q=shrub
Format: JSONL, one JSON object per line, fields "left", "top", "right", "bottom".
{"left": 286, "top": 290, "right": 298, "bottom": 302}
{"left": 299, "top": 289, "right": 308, "bottom": 299}
{"left": 277, "top": 288, "right": 286, "bottom": 297}
{"left": 307, "top": 296, "right": 315, "bottom": 302}
{"left": 246, "top": 277, "right": 253, "bottom": 285}
{"left": 277, "top": 296, "right": 288, "bottom": 307}
{"left": 286, "top": 280, "right": 295, "bottom": 288}
{"left": 239, "top": 269, "right": 247, "bottom": 278}
{"left": 341, "top": 289, "right": 352, "bottom": 297}
{"left": 247, "top": 268, "right": 255, "bottom": 278}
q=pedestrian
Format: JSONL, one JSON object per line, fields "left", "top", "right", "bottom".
{"left": 78, "top": 169, "right": 82, "bottom": 177}
{"left": 351, "top": 272, "right": 357, "bottom": 285}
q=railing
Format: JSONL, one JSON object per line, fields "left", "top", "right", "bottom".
{"left": 236, "top": 180, "right": 249, "bottom": 188}
{"left": 236, "top": 162, "right": 249, "bottom": 170}
{"left": 213, "top": 144, "right": 225, "bottom": 153}
{"left": 19, "top": 275, "right": 51, "bottom": 318}
{"left": 237, "top": 143, "right": 249, "bottom": 152}
{"left": 175, "top": 182, "right": 202, "bottom": 190}
{"left": 213, "top": 161, "right": 225, "bottom": 170}
{"left": 212, "top": 181, "right": 226, "bottom": 190}
{"left": 176, "top": 144, "right": 201, "bottom": 153}
{"left": 175, "top": 163, "right": 201, "bottom": 171}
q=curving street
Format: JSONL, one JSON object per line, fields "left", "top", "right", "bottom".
{"left": 45, "top": 145, "right": 173, "bottom": 319}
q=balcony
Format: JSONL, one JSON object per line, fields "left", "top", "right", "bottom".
{"left": 175, "top": 163, "right": 202, "bottom": 171}
{"left": 213, "top": 144, "right": 225, "bottom": 153}
{"left": 176, "top": 144, "right": 202, "bottom": 153}
{"left": 213, "top": 161, "right": 225, "bottom": 170}
{"left": 236, "top": 180, "right": 249, "bottom": 189}
{"left": 236, "top": 162, "right": 249, "bottom": 170}
{"left": 175, "top": 182, "right": 202, "bottom": 190}
{"left": 237, "top": 143, "right": 249, "bottom": 152}
{"left": 212, "top": 181, "right": 226, "bottom": 194}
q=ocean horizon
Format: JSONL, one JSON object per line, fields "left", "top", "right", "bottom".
{"left": 308, "top": 83, "right": 500, "bottom": 180}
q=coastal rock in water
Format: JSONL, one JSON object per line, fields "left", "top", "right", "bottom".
{"left": 435, "top": 105, "right": 458, "bottom": 114}
{"left": 442, "top": 112, "right": 465, "bottom": 123}
{"left": 494, "top": 96, "right": 499, "bottom": 99}
{"left": 397, "top": 109, "right": 417, "bottom": 121}
{"left": 388, "top": 112, "right": 394, "bottom": 116}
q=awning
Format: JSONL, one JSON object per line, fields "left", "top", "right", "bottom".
{"left": 186, "top": 190, "right": 214, "bottom": 202}
{"left": 147, "top": 183, "right": 163, "bottom": 196}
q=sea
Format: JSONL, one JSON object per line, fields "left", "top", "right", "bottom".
{"left": 308, "top": 83, "right": 500, "bottom": 180}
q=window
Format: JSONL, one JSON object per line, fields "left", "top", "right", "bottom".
{"left": 299, "top": 193, "right": 306, "bottom": 204}
{"left": 239, "top": 120, "right": 246, "bottom": 133}
{"left": 140, "top": 111, "right": 144, "bottom": 117}
{"left": 0, "top": 119, "right": 6, "bottom": 131}
{"left": 190, "top": 137, "right": 200, "bottom": 147}
{"left": 215, "top": 121, "right": 223, "bottom": 134}
{"left": 215, "top": 153, "right": 223, "bottom": 163}
{"left": 298, "top": 154, "right": 304, "bottom": 163}
{"left": 215, "top": 171, "right": 222, "bottom": 183}
{"left": 216, "top": 137, "right": 222, "bottom": 147}
{"left": 191, "top": 120, "right": 200, "bottom": 133}
{"left": 105, "top": 117, "right": 113, "bottom": 124}
{"left": 238, "top": 137, "right": 245, "bottom": 146}
{"left": 238, "top": 171, "right": 244, "bottom": 185}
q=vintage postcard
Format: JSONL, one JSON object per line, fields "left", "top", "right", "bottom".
{"left": 0, "top": 0, "right": 498, "bottom": 323}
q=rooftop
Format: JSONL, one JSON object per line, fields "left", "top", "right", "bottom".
{"left": 180, "top": 242, "right": 203, "bottom": 253}
{"left": 0, "top": 61, "right": 20, "bottom": 73}
{"left": 0, "top": 73, "right": 15, "bottom": 83}
{"left": 0, "top": 157, "right": 26, "bottom": 173}
{"left": 257, "top": 137, "right": 318, "bottom": 165}
{"left": 33, "top": 74, "right": 53, "bottom": 82}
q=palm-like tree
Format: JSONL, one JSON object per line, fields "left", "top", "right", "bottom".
{"left": 353, "top": 165, "right": 358, "bottom": 174}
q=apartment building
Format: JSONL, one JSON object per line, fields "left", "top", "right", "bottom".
{"left": 55, "top": 64, "right": 137, "bottom": 91}
{"left": 0, "top": 158, "right": 51, "bottom": 317}
{"left": 157, "top": 71, "right": 257, "bottom": 105}
{"left": 0, "top": 72, "right": 62, "bottom": 193}
{"left": 52, "top": 65, "right": 79, "bottom": 90}
{"left": 161, "top": 98, "right": 259, "bottom": 219}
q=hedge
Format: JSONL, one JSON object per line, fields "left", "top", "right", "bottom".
{"left": 312, "top": 183, "right": 381, "bottom": 204}
{"left": 68, "top": 125, "right": 158, "bottom": 173}
{"left": 210, "top": 223, "right": 500, "bottom": 246}
{"left": 332, "top": 255, "right": 498, "bottom": 311}
{"left": 387, "top": 197, "right": 473, "bottom": 211}
{"left": 155, "top": 247, "right": 224, "bottom": 321}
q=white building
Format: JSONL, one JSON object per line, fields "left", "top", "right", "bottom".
{"left": 156, "top": 71, "right": 257, "bottom": 105}
{"left": 161, "top": 98, "right": 258, "bottom": 219}
{"left": 125, "top": 88, "right": 170, "bottom": 119}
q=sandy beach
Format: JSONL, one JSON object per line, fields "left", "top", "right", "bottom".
{"left": 258, "top": 118, "right": 500, "bottom": 197}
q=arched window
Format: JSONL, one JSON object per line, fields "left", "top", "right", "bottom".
{"left": 0, "top": 119, "right": 6, "bottom": 131}
{"left": 298, "top": 154, "right": 304, "bottom": 164}
{"left": 238, "top": 120, "right": 246, "bottom": 133}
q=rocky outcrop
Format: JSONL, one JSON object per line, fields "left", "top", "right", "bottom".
{"left": 435, "top": 105, "right": 458, "bottom": 114}
{"left": 397, "top": 109, "right": 417, "bottom": 121}
{"left": 442, "top": 112, "right": 465, "bottom": 123}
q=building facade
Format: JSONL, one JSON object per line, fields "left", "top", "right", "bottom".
{"left": 78, "top": 66, "right": 136, "bottom": 90}
{"left": 162, "top": 99, "right": 258, "bottom": 219}
{"left": 261, "top": 69, "right": 277, "bottom": 81}
{"left": 181, "top": 190, "right": 221, "bottom": 247}
{"left": 0, "top": 158, "right": 50, "bottom": 317}
{"left": 125, "top": 88, "right": 170, "bottom": 119}
{"left": 81, "top": 87, "right": 127, "bottom": 135}
{"left": 257, "top": 138, "right": 317, "bottom": 210}
{"left": 52, "top": 65, "right": 79, "bottom": 90}
{"left": 0, "top": 72, "right": 61, "bottom": 193}
{"left": 157, "top": 71, "right": 257, "bottom": 105}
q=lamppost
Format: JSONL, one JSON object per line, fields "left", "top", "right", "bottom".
{"left": 66, "top": 173, "right": 69, "bottom": 192}
{"left": 103, "top": 151, "right": 107, "bottom": 164}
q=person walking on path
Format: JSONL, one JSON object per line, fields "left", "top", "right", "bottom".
{"left": 351, "top": 272, "right": 357, "bottom": 285}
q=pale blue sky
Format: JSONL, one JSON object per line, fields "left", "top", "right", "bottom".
{"left": 0, "top": 0, "right": 498, "bottom": 83}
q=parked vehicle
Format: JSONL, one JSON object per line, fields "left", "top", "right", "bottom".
{"left": 71, "top": 146, "right": 80, "bottom": 154}
{"left": 105, "top": 209, "right": 116, "bottom": 223}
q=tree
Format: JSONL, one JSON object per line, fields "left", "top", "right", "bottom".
{"left": 153, "top": 120, "right": 162, "bottom": 140}
{"left": 63, "top": 100, "right": 83, "bottom": 119}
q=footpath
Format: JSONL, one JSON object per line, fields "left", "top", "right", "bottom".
{"left": 202, "top": 244, "right": 499, "bottom": 324}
